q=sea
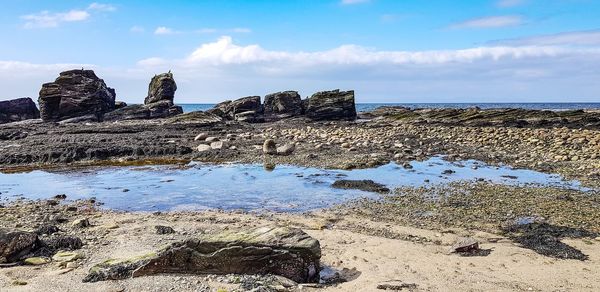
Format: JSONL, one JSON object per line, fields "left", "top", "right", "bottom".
{"left": 179, "top": 103, "right": 600, "bottom": 113}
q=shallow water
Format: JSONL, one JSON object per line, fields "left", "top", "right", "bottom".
{"left": 0, "top": 156, "right": 588, "bottom": 212}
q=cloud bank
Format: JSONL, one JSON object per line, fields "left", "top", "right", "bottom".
{"left": 2, "top": 34, "right": 600, "bottom": 103}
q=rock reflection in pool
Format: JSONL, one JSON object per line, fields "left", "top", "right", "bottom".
{"left": 0, "top": 156, "right": 588, "bottom": 212}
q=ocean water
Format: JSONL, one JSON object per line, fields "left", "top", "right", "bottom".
{"left": 0, "top": 156, "right": 588, "bottom": 212}
{"left": 179, "top": 103, "right": 600, "bottom": 113}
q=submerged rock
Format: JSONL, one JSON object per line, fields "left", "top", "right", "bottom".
{"left": 0, "top": 97, "right": 40, "bottom": 124}
{"left": 263, "top": 91, "right": 303, "bottom": 121}
{"left": 331, "top": 179, "right": 390, "bottom": 194}
{"left": 38, "top": 69, "right": 116, "bottom": 122}
{"left": 83, "top": 226, "right": 321, "bottom": 283}
{"left": 305, "top": 90, "right": 356, "bottom": 121}
{"left": 0, "top": 229, "right": 39, "bottom": 263}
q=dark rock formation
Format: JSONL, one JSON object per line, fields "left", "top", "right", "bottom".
{"left": 331, "top": 179, "right": 390, "bottom": 193}
{"left": 0, "top": 97, "right": 40, "bottom": 124}
{"left": 84, "top": 226, "right": 321, "bottom": 283}
{"left": 38, "top": 70, "right": 116, "bottom": 122}
{"left": 104, "top": 73, "right": 182, "bottom": 121}
{"left": 144, "top": 72, "right": 177, "bottom": 105}
{"left": 208, "top": 96, "right": 263, "bottom": 122}
{"left": 305, "top": 90, "right": 356, "bottom": 121}
{"left": 0, "top": 229, "right": 39, "bottom": 263}
{"left": 368, "top": 106, "right": 600, "bottom": 129}
{"left": 104, "top": 101, "right": 183, "bottom": 121}
{"left": 114, "top": 101, "right": 128, "bottom": 109}
{"left": 263, "top": 91, "right": 303, "bottom": 121}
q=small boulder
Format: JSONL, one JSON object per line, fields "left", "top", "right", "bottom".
{"left": 276, "top": 143, "right": 296, "bottom": 156}
{"left": 197, "top": 144, "right": 211, "bottom": 152}
{"left": 194, "top": 133, "right": 209, "bottom": 141}
{"left": 263, "top": 139, "right": 277, "bottom": 155}
{"left": 154, "top": 226, "right": 175, "bottom": 235}
{"left": 24, "top": 257, "right": 51, "bottom": 266}
{"left": 0, "top": 229, "right": 39, "bottom": 263}
{"left": 210, "top": 141, "right": 224, "bottom": 150}
{"left": 42, "top": 235, "right": 83, "bottom": 251}
{"left": 449, "top": 237, "right": 479, "bottom": 253}
{"left": 72, "top": 218, "right": 91, "bottom": 228}
{"left": 0, "top": 97, "right": 40, "bottom": 124}
{"left": 52, "top": 251, "right": 83, "bottom": 262}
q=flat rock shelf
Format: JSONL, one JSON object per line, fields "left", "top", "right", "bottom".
{"left": 0, "top": 156, "right": 589, "bottom": 212}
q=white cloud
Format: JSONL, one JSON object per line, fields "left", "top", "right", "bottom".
{"left": 496, "top": 0, "right": 525, "bottom": 8}
{"left": 154, "top": 26, "right": 180, "bottom": 35}
{"left": 182, "top": 36, "right": 570, "bottom": 67}
{"left": 87, "top": 3, "right": 117, "bottom": 12}
{"left": 341, "top": 0, "right": 370, "bottom": 4}
{"left": 493, "top": 29, "right": 600, "bottom": 46}
{"left": 450, "top": 15, "right": 524, "bottom": 29}
{"left": 22, "top": 10, "right": 90, "bottom": 28}
{"left": 3, "top": 36, "right": 600, "bottom": 103}
{"left": 21, "top": 3, "right": 116, "bottom": 29}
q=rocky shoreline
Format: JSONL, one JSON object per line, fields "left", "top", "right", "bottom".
{"left": 1, "top": 69, "right": 600, "bottom": 291}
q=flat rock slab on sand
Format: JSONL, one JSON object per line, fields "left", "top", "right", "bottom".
{"left": 83, "top": 226, "right": 321, "bottom": 284}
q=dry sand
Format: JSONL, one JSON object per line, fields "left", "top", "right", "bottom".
{"left": 1, "top": 209, "right": 598, "bottom": 292}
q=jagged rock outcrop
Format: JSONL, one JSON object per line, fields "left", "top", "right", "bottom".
{"left": 0, "top": 229, "right": 39, "bottom": 263}
{"left": 305, "top": 90, "right": 356, "bottom": 121}
{"left": 144, "top": 72, "right": 177, "bottom": 105}
{"left": 208, "top": 96, "right": 263, "bottom": 122}
{"left": 263, "top": 91, "right": 303, "bottom": 121}
{"left": 38, "top": 69, "right": 116, "bottom": 122}
{"left": 83, "top": 226, "right": 321, "bottom": 283}
{"left": 104, "top": 73, "right": 182, "bottom": 121}
{"left": 0, "top": 97, "right": 40, "bottom": 124}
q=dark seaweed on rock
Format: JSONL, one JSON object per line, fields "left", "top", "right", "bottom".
{"left": 332, "top": 179, "right": 390, "bottom": 194}
{"left": 502, "top": 223, "right": 597, "bottom": 261}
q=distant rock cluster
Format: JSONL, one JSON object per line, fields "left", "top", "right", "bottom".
{"left": 207, "top": 89, "right": 357, "bottom": 122}
{"left": 0, "top": 68, "right": 356, "bottom": 124}
{"left": 0, "top": 97, "right": 40, "bottom": 124}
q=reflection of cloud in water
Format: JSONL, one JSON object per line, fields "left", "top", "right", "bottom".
{"left": 0, "top": 156, "right": 591, "bottom": 212}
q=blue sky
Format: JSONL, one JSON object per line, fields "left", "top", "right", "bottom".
{"left": 1, "top": 0, "right": 600, "bottom": 103}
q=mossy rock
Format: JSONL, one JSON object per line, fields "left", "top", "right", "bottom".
{"left": 84, "top": 226, "right": 320, "bottom": 283}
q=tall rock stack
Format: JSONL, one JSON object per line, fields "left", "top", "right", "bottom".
{"left": 0, "top": 97, "right": 40, "bottom": 124}
{"left": 38, "top": 69, "right": 116, "bottom": 122}
{"left": 145, "top": 72, "right": 178, "bottom": 105}
{"left": 103, "top": 72, "right": 183, "bottom": 121}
